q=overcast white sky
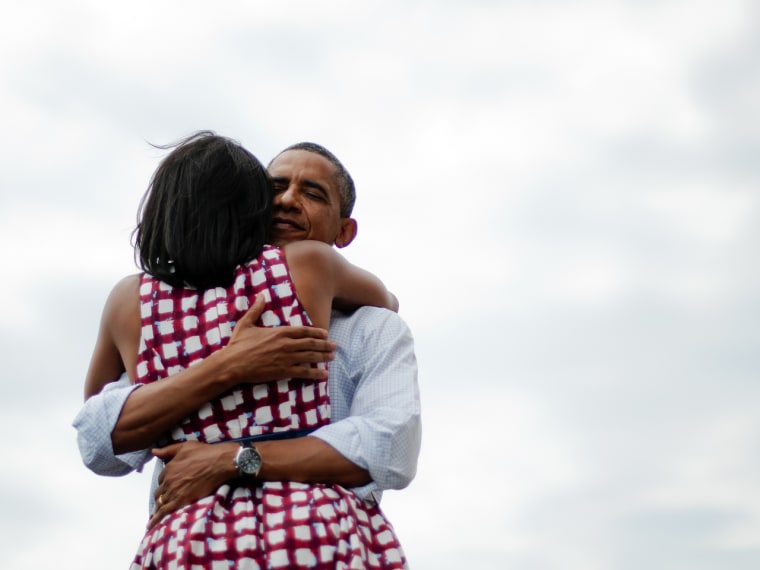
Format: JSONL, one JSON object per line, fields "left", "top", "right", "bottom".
{"left": 1, "top": 1, "right": 759, "bottom": 568}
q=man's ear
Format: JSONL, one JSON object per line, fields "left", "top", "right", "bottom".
{"left": 334, "top": 218, "right": 358, "bottom": 249}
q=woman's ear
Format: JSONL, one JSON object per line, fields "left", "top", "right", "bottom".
{"left": 334, "top": 218, "right": 358, "bottom": 249}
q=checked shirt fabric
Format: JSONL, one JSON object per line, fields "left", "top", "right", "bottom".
{"left": 129, "top": 245, "right": 407, "bottom": 570}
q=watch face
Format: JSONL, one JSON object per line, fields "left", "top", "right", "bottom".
{"left": 237, "top": 447, "right": 262, "bottom": 476}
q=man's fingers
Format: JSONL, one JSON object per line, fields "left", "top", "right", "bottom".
{"left": 152, "top": 442, "right": 183, "bottom": 461}
{"left": 286, "top": 365, "right": 330, "bottom": 379}
{"left": 277, "top": 326, "right": 330, "bottom": 340}
{"left": 292, "top": 349, "right": 335, "bottom": 364}
{"left": 149, "top": 504, "right": 168, "bottom": 529}
{"left": 149, "top": 492, "right": 180, "bottom": 529}
{"left": 285, "top": 335, "right": 336, "bottom": 352}
{"left": 266, "top": 332, "right": 335, "bottom": 356}
{"left": 285, "top": 337, "right": 336, "bottom": 356}
{"left": 230, "top": 295, "right": 266, "bottom": 337}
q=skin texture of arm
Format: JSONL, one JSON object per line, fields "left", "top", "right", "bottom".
{"left": 284, "top": 239, "right": 398, "bottom": 330}
{"left": 84, "top": 275, "right": 142, "bottom": 399}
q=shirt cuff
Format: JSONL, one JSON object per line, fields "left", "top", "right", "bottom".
{"left": 73, "top": 383, "right": 152, "bottom": 475}
{"left": 310, "top": 421, "right": 385, "bottom": 502}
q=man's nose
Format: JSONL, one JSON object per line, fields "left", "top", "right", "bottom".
{"left": 275, "top": 185, "right": 300, "bottom": 210}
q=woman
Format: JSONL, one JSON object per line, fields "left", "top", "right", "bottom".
{"left": 84, "top": 132, "right": 407, "bottom": 569}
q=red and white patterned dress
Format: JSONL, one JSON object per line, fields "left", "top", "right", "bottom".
{"left": 129, "top": 245, "right": 408, "bottom": 570}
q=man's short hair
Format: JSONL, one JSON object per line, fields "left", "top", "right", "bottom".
{"left": 272, "top": 142, "right": 356, "bottom": 217}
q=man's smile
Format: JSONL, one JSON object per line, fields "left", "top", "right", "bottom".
{"left": 271, "top": 216, "right": 304, "bottom": 231}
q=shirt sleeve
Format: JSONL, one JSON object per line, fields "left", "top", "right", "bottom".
{"left": 72, "top": 373, "right": 153, "bottom": 476}
{"left": 311, "top": 308, "right": 422, "bottom": 501}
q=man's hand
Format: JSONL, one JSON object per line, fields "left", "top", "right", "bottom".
{"left": 147, "top": 436, "right": 372, "bottom": 529}
{"left": 224, "top": 294, "right": 337, "bottom": 382}
{"left": 149, "top": 441, "right": 237, "bottom": 528}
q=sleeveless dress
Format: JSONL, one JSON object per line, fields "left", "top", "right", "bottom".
{"left": 129, "top": 245, "right": 408, "bottom": 570}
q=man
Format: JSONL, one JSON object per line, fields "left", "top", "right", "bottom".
{"left": 74, "top": 142, "right": 421, "bottom": 529}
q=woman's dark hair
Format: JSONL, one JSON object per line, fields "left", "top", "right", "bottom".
{"left": 133, "top": 131, "right": 273, "bottom": 290}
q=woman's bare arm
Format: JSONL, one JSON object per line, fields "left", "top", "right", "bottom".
{"left": 285, "top": 240, "right": 398, "bottom": 330}
{"left": 83, "top": 275, "right": 141, "bottom": 399}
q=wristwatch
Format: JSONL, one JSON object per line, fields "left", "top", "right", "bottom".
{"left": 234, "top": 443, "right": 263, "bottom": 478}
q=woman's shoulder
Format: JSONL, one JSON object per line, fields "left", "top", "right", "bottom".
{"left": 101, "top": 274, "right": 142, "bottom": 329}
{"left": 282, "top": 240, "right": 335, "bottom": 267}
{"left": 108, "top": 274, "right": 141, "bottom": 301}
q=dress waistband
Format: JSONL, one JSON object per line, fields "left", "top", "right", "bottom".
{"left": 214, "top": 427, "right": 319, "bottom": 445}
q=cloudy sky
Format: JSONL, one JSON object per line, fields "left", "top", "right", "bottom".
{"left": 1, "top": 1, "right": 758, "bottom": 568}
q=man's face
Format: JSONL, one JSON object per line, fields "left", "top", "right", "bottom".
{"left": 268, "top": 149, "right": 356, "bottom": 247}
